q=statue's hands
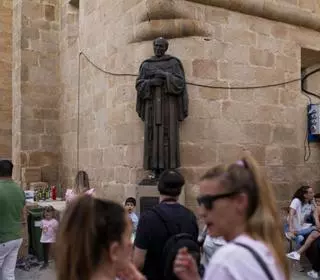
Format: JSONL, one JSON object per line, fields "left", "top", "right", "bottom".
{"left": 150, "top": 78, "right": 164, "bottom": 86}
{"left": 154, "top": 70, "right": 167, "bottom": 78}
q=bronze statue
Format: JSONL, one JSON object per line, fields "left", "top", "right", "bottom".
{"left": 136, "top": 37, "right": 188, "bottom": 181}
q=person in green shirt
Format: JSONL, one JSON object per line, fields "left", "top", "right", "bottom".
{"left": 0, "top": 160, "right": 25, "bottom": 280}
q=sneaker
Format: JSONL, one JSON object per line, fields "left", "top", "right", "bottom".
{"left": 285, "top": 232, "right": 295, "bottom": 240}
{"left": 286, "top": 251, "right": 301, "bottom": 261}
{"left": 40, "top": 263, "right": 48, "bottom": 270}
{"left": 307, "top": 270, "right": 319, "bottom": 279}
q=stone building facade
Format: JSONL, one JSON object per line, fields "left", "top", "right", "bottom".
{"left": 3, "top": 0, "right": 320, "bottom": 209}
{"left": 0, "top": 0, "right": 13, "bottom": 159}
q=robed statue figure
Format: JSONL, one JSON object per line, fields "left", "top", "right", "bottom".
{"left": 136, "top": 37, "right": 188, "bottom": 180}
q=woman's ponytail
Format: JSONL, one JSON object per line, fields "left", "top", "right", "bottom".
{"left": 243, "top": 155, "right": 290, "bottom": 280}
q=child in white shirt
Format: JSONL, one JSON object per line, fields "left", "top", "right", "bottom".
{"left": 40, "top": 206, "right": 59, "bottom": 270}
{"left": 124, "top": 197, "right": 139, "bottom": 242}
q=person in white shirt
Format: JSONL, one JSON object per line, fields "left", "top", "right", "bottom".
{"left": 285, "top": 186, "right": 320, "bottom": 278}
{"left": 196, "top": 166, "right": 228, "bottom": 270}
{"left": 199, "top": 226, "right": 226, "bottom": 268}
{"left": 124, "top": 197, "right": 139, "bottom": 242}
{"left": 174, "top": 154, "right": 289, "bottom": 280}
{"left": 65, "top": 170, "right": 95, "bottom": 204}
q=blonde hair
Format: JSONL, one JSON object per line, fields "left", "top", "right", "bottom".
{"left": 73, "top": 171, "right": 90, "bottom": 194}
{"left": 200, "top": 155, "right": 290, "bottom": 280}
{"left": 200, "top": 164, "right": 227, "bottom": 180}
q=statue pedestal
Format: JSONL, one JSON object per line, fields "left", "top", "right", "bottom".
{"left": 136, "top": 184, "right": 186, "bottom": 214}
{"left": 136, "top": 185, "right": 159, "bottom": 214}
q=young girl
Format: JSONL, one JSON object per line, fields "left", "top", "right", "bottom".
{"left": 40, "top": 206, "right": 59, "bottom": 270}
{"left": 65, "top": 170, "right": 95, "bottom": 203}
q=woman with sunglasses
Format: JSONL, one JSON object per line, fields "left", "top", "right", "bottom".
{"left": 174, "top": 155, "right": 289, "bottom": 280}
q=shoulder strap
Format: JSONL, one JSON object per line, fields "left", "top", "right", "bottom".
{"left": 152, "top": 206, "right": 179, "bottom": 237}
{"left": 234, "top": 242, "right": 275, "bottom": 280}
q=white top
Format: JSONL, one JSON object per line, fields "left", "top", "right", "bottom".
{"left": 65, "top": 188, "right": 95, "bottom": 203}
{"left": 129, "top": 212, "right": 139, "bottom": 232}
{"left": 289, "top": 198, "right": 313, "bottom": 231}
{"left": 40, "top": 219, "right": 59, "bottom": 243}
{"left": 202, "top": 236, "right": 226, "bottom": 267}
{"left": 204, "top": 235, "right": 285, "bottom": 280}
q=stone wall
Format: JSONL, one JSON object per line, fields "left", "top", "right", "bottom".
{"left": 192, "top": 0, "right": 320, "bottom": 30}
{"left": 59, "top": 0, "right": 79, "bottom": 187}
{"left": 0, "top": 0, "right": 12, "bottom": 159}
{"left": 12, "top": 0, "right": 22, "bottom": 181}
{"left": 58, "top": 0, "right": 320, "bottom": 208}
{"left": 12, "top": 0, "right": 60, "bottom": 186}
{"left": 276, "top": 0, "right": 319, "bottom": 12}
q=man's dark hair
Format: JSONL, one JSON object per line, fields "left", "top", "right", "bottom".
{"left": 125, "top": 197, "right": 136, "bottom": 206}
{"left": 158, "top": 169, "right": 185, "bottom": 197}
{"left": 0, "top": 160, "right": 13, "bottom": 177}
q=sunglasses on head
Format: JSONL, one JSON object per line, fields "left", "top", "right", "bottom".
{"left": 196, "top": 191, "right": 240, "bottom": 210}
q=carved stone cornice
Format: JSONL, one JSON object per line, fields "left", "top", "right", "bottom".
{"left": 190, "top": 0, "right": 320, "bottom": 32}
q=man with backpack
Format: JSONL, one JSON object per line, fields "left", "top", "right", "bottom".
{"left": 133, "top": 170, "right": 199, "bottom": 280}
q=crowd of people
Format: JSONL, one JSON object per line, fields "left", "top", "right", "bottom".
{"left": 1, "top": 156, "right": 320, "bottom": 280}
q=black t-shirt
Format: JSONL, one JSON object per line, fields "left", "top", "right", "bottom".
{"left": 135, "top": 203, "right": 199, "bottom": 280}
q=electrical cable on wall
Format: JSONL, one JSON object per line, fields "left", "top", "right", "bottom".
{"left": 301, "top": 70, "right": 312, "bottom": 162}
{"left": 301, "top": 67, "right": 320, "bottom": 162}
{"left": 302, "top": 68, "right": 320, "bottom": 100}
{"left": 77, "top": 52, "right": 81, "bottom": 172}
{"left": 80, "top": 51, "right": 303, "bottom": 90}
{"left": 77, "top": 51, "right": 320, "bottom": 168}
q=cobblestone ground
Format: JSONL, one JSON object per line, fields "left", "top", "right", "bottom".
{"left": 14, "top": 265, "right": 312, "bottom": 280}
{"left": 15, "top": 264, "right": 55, "bottom": 280}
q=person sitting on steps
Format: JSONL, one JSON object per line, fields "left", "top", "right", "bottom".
{"left": 286, "top": 186, "right": 320, "bottom": 262}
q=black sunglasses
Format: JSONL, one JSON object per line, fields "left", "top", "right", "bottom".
{"left": 197, "top": 192, "right": 240, "bottom": 210}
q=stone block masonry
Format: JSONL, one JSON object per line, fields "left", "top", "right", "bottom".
{"left": 12, "top": 0, "right": 60, "bottom": 186}
{"left": 58, "top": 0, "right": 320, "bottom": 211}
{"left": 9, "top": 0, "right": 320, "bottom": 210}
{"left": 0, "top": 0, "right": 13, "bottom": 158}
{"left": 58, "top": 0, "right": 80, "bottom": 187}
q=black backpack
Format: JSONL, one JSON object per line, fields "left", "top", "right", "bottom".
{"left": 151, "top": 206, "right": 201, "bottom": 280}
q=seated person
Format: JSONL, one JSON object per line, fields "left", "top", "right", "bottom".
{"left": 65, "top": 171, "right": 95, "bottom": 203}
{"left": 315, "top": 193, "right": 320, "bottom": 227}
{"left": 286, "top": 187, "right": 320, "bottom": 261}
{"left": 305, "top": 236, "right": 320, "bottom": 279}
